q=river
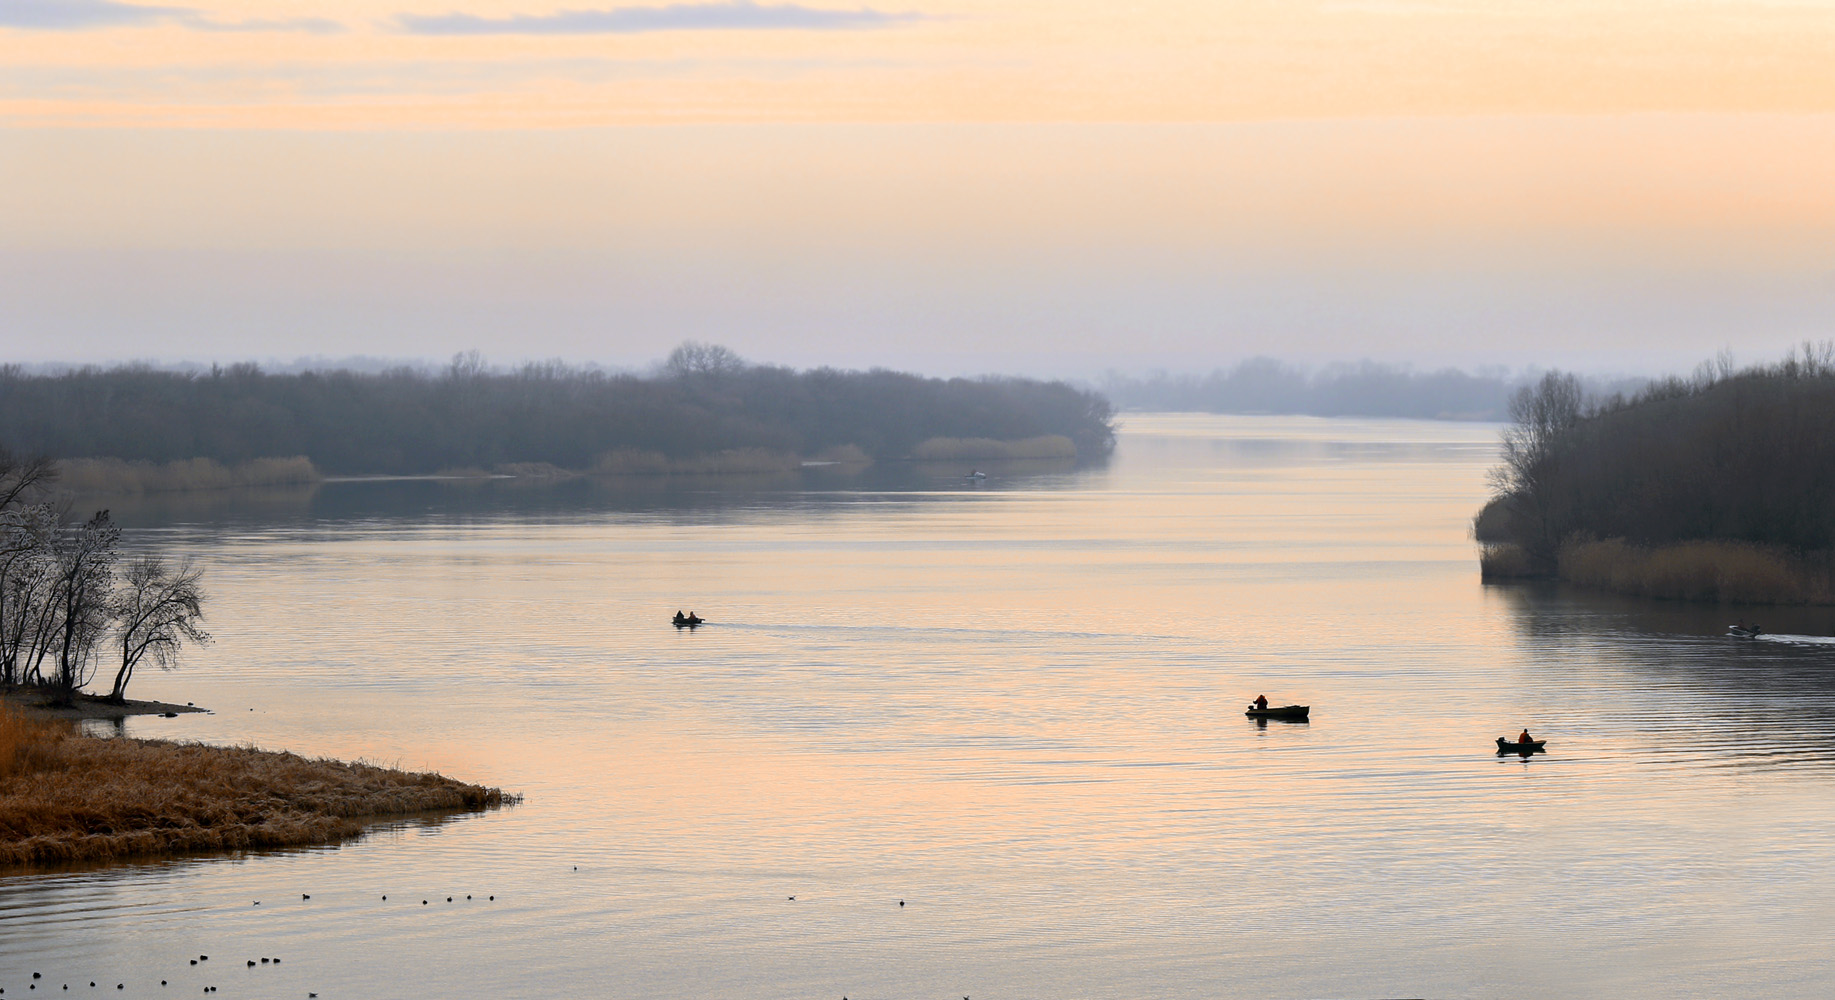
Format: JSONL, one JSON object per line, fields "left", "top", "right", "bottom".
{"left": 5, "top": 413, "right": 1835, "bottom": 999}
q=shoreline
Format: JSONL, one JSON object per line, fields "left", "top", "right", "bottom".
{"left": 2, "top": 697, "right": 513, "bottom": 868}
{"left": 1480, "top": 538, "right": 1835, "bottom": 606}
{"left": 3, "top": 690, "right": 209, "bottom": 721}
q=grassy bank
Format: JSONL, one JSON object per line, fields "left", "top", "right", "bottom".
{"left": 1483, "top": 537, "right": 1835, "bottom": 604}
{"left": 0, "top": 702, "right": 512, "bottom": 867}
{"left": 56, "top": 456, "right": 321, "bottom": 494}
{"left": 911, "top": 435, "right": 1077, "bottom": 461}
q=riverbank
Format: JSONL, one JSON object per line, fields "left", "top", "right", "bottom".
{"left": 1481, "top": 537, "right": 1835, "bottom": 605}
{"left": 0, "top": 703, "right": 513, "bottom": 867}
{"left": 4, "top": 688, "right": 208, "bottom": 721}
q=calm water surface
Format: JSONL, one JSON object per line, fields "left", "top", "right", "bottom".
{"left": 6, "top": 414, "right": 1835, "bottom": 999}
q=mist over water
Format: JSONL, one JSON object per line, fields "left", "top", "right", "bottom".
{"left": 5, "top": 414, "right": 1835, "bottom": 998}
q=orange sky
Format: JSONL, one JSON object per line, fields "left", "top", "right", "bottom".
{"left": 4, "top": 2, "right": 1835, "bottom": 373}
{"left": 8, "top": 1, "right": 1835, "bottom": 127}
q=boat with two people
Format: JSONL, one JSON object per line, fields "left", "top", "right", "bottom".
{"left": 672, "top": 610, "right": 704, "bottom": 628}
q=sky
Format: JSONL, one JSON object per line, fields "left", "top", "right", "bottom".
{"left": 4, "top": 1, "right": 1835, "bottom": 377}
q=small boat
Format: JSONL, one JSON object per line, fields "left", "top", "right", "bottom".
{"left": 672, "top": 614, "right": 704, "bottom": 628}
{"left": 1727, "top": 624, "right": 1763, "bottom": 638}
{"left": 1496, "top": 737, "right": 1546, "bottom": 754}
{"left": 1245, "top": 704, "right": 1309, "bottom": 720}
{"left": 965, "top": 470, "right": 987, "bottom": 481}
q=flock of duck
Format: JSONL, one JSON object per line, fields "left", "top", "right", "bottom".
{"left": 3, "top": 892, "right": 499, "bottom": 998}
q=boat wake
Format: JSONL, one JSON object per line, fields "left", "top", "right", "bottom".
{"left": 1745, "top": 633, "right": 1835, "bottom": 647}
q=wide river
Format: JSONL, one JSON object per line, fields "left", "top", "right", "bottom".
{"left": 6, "top": 414, "right": 1835, "bottom": 999}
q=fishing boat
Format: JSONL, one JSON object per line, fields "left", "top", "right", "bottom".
{"left": 672, "top": 614, "right": 704, "bottom": 627}
{"left": 1727, "top": 624, "right": 1763, "bottom": 638}
{"left": 1245, "top": 704, "right": 1309, "bottom": 720}
{"left": 1496, "top": 737, "right": 1546, "bottom": 754}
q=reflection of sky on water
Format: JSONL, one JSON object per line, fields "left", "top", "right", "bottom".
{"left": 7, "top": 414, "right": 1835, "bottom": 999}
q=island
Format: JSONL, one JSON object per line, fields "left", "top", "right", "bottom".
{"left": 1477, "top": 345, "right": 1835, "bottom": 604}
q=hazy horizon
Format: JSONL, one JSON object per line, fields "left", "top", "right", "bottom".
{"left": 7, "top": 3, "right": 1835, "bottom": 384}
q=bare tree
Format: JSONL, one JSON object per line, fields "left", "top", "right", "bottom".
{"left": 1490, "top": 371, "right": 1585, "bottom": 564}
{"left": 663, "top": 341, "right": 748, "bottom": 379}
{"left": 46, "top": 511, "right": 120, "bottom": 705}
{"left": 0, "top": 448, "right": 57, "bottom": 511}
{"left": 108, "top": 555, "right": 210, "bottom": 702}
{"left": 0, "top": 503, "right": 60, "bottom": 687}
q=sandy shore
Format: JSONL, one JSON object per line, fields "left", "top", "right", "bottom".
{"left": 2, "top": 690, "right": 208, "bottom": 721}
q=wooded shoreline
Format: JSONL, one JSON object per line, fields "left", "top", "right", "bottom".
{"left": 1478, "top": 346, "right": 1835, "bottom": 606}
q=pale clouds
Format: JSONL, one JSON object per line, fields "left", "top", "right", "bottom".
{"left": 395, "top": 2, "right": 924, "bottom": 35}
{"left": 0, "top": 0, "right": 342, "bottom": 32}
{"left": 0, "top": 0, "right": 183, "bottom": 28}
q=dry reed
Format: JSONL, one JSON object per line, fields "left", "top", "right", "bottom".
{"left": 56, "top": 456, "right": 321, "bottom": 495}
{"left": 911, "top": 435, "right": 1077, "bottom": 461}
{"left": 590, "top": 447, "right": 799, "bottom": 476}
{"left": 810, "top": 444, "right": 872, "bottom": 466}
{"left": 1557, "top": 537, "right": 1835, "bottom": 604}
{"left": 1478, "top": 543, "right": 1534, "bottom": 580}
{"left": 0, "top": 708, "right": 512, "bottom": 866}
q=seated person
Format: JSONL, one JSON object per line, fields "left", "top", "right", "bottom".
{"left": 1253, "top": 695, "right": 1268, "bottom": 710}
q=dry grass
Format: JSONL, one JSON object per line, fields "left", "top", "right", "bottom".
{"left": 57, "top": 456, "right": 321, "bottom": 494}
{"left": 1478, "top": 543, "right": 1535, "bottom": 580}
{"left": 911, "top": 435, "right": 1077, "bottom": 461}
{"left": 0, "top": 705, "right": 512, "bottom": 867}
{"left": 590, "top": 447, "right": 800, "bottom": 476}
{"left": 810, "top": 444, "right": 872, "bottom": 466}
{"left": 1557, "top": 537, "right": 1835, "bottom": 604}
{"left": 0, "top": 702, "right": 73, "bottom": 780}
{"left": 494, "top": 462, "right": 578, "bottom": 479}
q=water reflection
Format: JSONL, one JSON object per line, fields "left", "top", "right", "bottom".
{"left": 8, "top": 415, "right": 1835, "bottom": 999}
{"left": 1493, "top": 581, "right": 1835, "bottom": 771}
{"left": 84, "top": 456, "right": 1100, "bottom": 534}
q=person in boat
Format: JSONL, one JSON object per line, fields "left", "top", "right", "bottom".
{"left": 1518, "top": 728, "right": 1533, "bottom": 745}
{"left": 1253, "top": 695, "right": 1268, "bottom": 711}
{"left": 673, "top": 610, "right": 687, "bottom": 625}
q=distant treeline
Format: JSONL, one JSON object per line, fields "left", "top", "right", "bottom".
{"left": 1478, "top": 345, "right": 1835, "bottom": 603}
{"left": 1101, "top": 359, "right": 1643, "bottom": 421}
{"left": 0, "top": 345, "right": 1115, "bottom": 477}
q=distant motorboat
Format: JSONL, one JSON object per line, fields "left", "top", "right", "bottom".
{"left": 672, "top": 614, "right": 704, "bottom": 628}
{"left": 965, "top": 470, "right": 987, "bottom": 481}
{"left": 1245, "top": 704, "right": 1309, "bottom": 721}
{"left": 1727, "top": 624, "right": 1763, "bottom": 638}
{"left": 1496, "top": 737, "right": 1546, "bottom": 754}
